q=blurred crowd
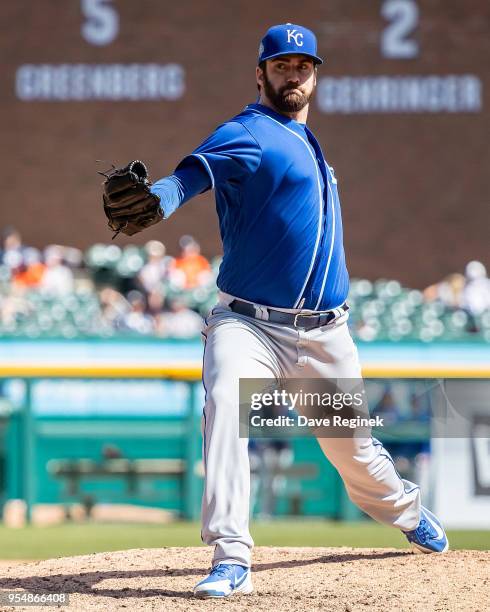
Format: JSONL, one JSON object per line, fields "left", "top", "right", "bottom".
{"left": 0, "top": 227, "right": 213, "bottom": 338}
{"left": 423, "top": 262, "right": 490, "bottom": 319}
{"left": 348, "top": 265, "right": 490, "bottom": 342}
{"left": 0, "top": 226, "right": 489, "bottom": 341}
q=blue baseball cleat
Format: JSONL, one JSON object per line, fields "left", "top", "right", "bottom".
{"left": 193, "top": 563, "right": 253, "bottom": 598}
{"left": 403, "top": 506, "right": 449, "bottom": 553}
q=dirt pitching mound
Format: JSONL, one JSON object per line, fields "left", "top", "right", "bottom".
{"left": 1, "top": 547, "right": 488, "bottom": 611}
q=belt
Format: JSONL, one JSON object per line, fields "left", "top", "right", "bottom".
{"left": 229, "top": 299, "right": 348, "bottom": 331}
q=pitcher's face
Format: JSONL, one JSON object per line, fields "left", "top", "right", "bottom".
{"left": 257, "top": 55, "right": 317, "bottom": 113}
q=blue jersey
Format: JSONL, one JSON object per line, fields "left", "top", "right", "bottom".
{"left": 152, "top": 102, "right": 349, "bottom": 311}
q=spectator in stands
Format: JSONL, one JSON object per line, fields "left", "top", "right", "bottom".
{"left": 98, "top": 287, "right": 130, "bottom": 328}
{"left": 1, "top": 227, "right": 31, "bottom": 279}
{"left": 168, "top": 235, "right": 212, "bottom": 289}
{"left": 117, "top": 290, "right": 154, "bottom": 335}
{"left": 462, "top": 260, "right": 490, "bottom": 316}
{"left": 11, "top": 248, "right": 45, "bottom": 289}
{"left": 146, "top": 289, "right": 166, "bottom": 319}
{"left": 0, "top": 290, "right": 31, "bottom": 327}
{"left": 138, "top": 240, "right": 173, "bottom": 294}
{"left": 39, "top": 245, "right": 74, "bottom": 296}
{"left": 61, "top": 246, "right": 84, "bottom": 269}
{"left": 423, "top": 273, "right": 465, "bottom": 309}
{"left": 156, "top": 297, "right": 203, "bottom": 338}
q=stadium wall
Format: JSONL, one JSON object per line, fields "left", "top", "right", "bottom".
{"left": 1, "top": 0, "right": 489, "bottom": 287}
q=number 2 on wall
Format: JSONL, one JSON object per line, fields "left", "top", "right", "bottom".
{"left": 381, "top": 0, "right": 419, "bottom": 59}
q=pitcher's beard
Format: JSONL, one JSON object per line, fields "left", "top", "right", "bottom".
{"left": 263, "top": 74, "right": 313, "bottom": 113}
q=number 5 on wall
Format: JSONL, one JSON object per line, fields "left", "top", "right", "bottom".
{"left": 81, "top": 0, "right": 119, "bottom": 46}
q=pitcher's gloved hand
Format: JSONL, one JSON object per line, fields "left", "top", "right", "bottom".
{"left": 100, "top": 160, "right": 163, "bottom": 238}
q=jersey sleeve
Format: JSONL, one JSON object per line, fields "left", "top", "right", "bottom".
{"left": 176, "top": 121, "right": 262, "bottom": 188}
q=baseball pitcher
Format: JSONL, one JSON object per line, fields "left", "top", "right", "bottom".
{"left": 101, "top": 23, "right": 448, "bottom": 599}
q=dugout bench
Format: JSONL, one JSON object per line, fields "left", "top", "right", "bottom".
{"left": 47, "top": 457, "right": 188, "bottom": 517}
{"left": 48, "top": 456, "right": 319, "bottom": 518}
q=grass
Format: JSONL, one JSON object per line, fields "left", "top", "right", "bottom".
{"left": 2, "top": 521, "right": 489, "bottom": 560}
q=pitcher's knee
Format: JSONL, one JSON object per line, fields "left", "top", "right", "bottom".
{"left": 205, "top": 384, "right": 238, "bottom": 415}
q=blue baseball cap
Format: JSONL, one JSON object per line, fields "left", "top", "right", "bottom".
{"left": 258, "top": 23, "right": 323, "bottom": 65}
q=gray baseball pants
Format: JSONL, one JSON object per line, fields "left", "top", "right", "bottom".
{"left": 200, "top": 298, "right": 421, "bottom": 568}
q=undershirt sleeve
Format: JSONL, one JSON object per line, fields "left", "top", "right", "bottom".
{"left": 150, "top": 156, "right": 212, "bottom": 219}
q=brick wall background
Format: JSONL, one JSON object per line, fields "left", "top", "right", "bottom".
{"left": 1, "top": 0, "right": 488, "bottom": 287}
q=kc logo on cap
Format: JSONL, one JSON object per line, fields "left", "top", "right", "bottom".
{"left": 286, "top": 29, "right": 304, "bottom": 46}
{"left": 258, "top": 23, "right": 323, "bottom": 65}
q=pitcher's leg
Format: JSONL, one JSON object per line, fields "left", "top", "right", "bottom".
{"left": 301, "top": 319, "right": 420, "bottom": 530}
{"left": 201, "top": 312, "right": 280, "bottom": 567}
{"left": 317, "top": 435, "right": 420, "bottom": 529}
